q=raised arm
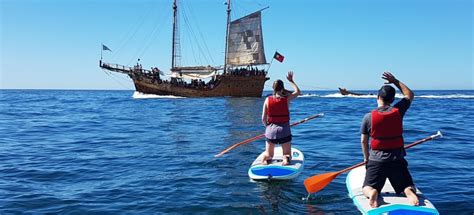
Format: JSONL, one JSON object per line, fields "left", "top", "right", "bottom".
{"left": 382, "top": 71, "right": 414, "bottom": 102}
{"left": 286, "top": 71, "right": 301, "bottom": 101}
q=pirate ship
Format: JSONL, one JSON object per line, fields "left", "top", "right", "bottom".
{"left": 100, "top": 0, "right": 270, "bottom": 97}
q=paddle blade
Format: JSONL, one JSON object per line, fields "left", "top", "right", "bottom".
{"left": 304, "top": 172, "right": 339, "bottom": 194}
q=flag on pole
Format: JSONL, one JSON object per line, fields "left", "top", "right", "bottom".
{"left": 273, "top": 51, "right": 284, "bottom": 63}
{"left": 102, "top": 44, "right": 112, "bottom": 52}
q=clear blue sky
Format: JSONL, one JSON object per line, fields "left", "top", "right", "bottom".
{"left": 1, "top": 0, "right": 472, "bottom": 90}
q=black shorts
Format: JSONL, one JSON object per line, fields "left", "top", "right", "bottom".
{"left": 363, "top": 159, "right": 415, "bottom": 194}
{"left": 266, "top": 135, "right": 292, "bottom": 144}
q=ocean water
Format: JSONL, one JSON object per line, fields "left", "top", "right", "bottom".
{"left": 0, "top": 89, "right": 473, "bottom": 214}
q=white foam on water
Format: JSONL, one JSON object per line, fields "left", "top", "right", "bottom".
{"left": 132, "top": 91, "right": 473, "bottom": 99}
{"left": 321, "top": 93, "right": 378, "bottom": 98}
{"left": 132, "top": 91, "right": 185, "bottom": 99}
{"left": 299, "top": 93, "right": 320, "bottom": 98}
{"left": 319, "top": 93, "right": 474, "bottom": 99}
{"left": 417, "top": 94, "right": 474, "bottom": 99}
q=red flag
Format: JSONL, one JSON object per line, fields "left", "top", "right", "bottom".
{"left": 273, "top": 51, "right": 284, "bottom": 63}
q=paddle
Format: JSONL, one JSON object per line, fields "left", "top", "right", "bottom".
{"left": 214, "top": 113, "right": 324, "bottom": 157}
{"left": 303, "top": 131, "right": 443, "bottom": 194}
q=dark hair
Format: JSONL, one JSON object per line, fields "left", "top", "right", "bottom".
{"left": 378, "top": 85, "right": 396, "bottom": 103}
{"left": 273, "top": 79, "right": 284, "bottom": 95}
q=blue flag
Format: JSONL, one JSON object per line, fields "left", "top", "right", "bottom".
{"left": 102, "top": 44, "right": 112, "bottom": 52}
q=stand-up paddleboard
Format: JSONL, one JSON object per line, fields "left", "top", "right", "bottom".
{"left": 346, "top": 166, "right": 439, "bottom": 215}
{"left": 248, "top": 147, "right": 304, "bottom": 180}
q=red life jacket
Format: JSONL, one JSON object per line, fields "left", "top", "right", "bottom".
{"left": 267, "top": 96, "right": 290, "bottom": 124}
{"left": 370, "top": 107, "right": 404, "bottom": 150}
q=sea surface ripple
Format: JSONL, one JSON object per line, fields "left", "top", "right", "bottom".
{"left": 0, "top": 90, "right": 473, "bottom": 214}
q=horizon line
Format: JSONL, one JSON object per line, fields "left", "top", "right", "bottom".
{"left": 1, "top": 88, "right": 473, "bottom": 91}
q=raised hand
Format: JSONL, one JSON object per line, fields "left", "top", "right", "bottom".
{"left": 382, "top": 71, "right": 398, "bottom": 84}
{"left": 286, "top": 71, "right": 294, "bottom": 83}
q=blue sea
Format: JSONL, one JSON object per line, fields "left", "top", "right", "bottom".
{"left": 1, "top": 90, "right": 473, "bottom": 214}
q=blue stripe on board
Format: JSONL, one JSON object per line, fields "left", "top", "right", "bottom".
{"left": 367, "top": 205, "right": 439, "bottom": 215}
{"left": 250, "top": 166, "right": 296, "bottom": 177}
{"left": 387, "top": 209, "right": 438, "bottom": 215}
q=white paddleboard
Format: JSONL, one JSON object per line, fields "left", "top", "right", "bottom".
{"left": 248, "top": 147, "right": 304, "bottom": 180}
{"left": 346, "top": 166, "right": 439, "bottom": 215}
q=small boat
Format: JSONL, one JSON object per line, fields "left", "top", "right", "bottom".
{"left": 339, "top": 88, "right": 372, "bottom": 96}
{"left": 248, "top": 147, "right": 304, "bottom": 180}
{"left": 346, "top": 166, "right": 439, "bottom": 215}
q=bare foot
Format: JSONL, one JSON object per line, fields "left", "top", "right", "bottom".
{"left": 405, "top": 188, "right": 419, "bottom": 206}
{"left": 261, "top": 155, "right": 270, "bottom": 165}
{"left": 282, "top": 156, "right": 290, "bottom": 166}
{"left": 368, "top": 189, "right": 379, "bottom": 208}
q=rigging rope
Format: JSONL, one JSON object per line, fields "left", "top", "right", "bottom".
{"left": 101, "top": 69, "right": 132, "bottom": 90}
{"left": 111, "top": 2, "right": 157, "bottom": 61}
{"left": 134, "top": 10, "right": 172, "bottom": 65}
{"left": 184, "top": 1, "right": 216, "bottom": 65}
{"left": 182, "top": 15, "right": 199, "bottom": 64}
{"left": 181, "top": 1, "right": 214, "bottom": 66}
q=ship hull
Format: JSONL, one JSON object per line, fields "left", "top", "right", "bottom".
{"left": 132, "top": 74, "right": 269, "bottom": 97}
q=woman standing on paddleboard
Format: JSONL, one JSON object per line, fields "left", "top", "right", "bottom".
{"left": 261, "top": 71, "right": 301, "bottom": 165}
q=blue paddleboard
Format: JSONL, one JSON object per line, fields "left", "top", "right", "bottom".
{"left": 248, "top": 147, "right": 304, "bottom": 180}
{"left": 346, "top": 166, "right": 439, "bottom": 215}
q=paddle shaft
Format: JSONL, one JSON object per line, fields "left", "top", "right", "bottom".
{"left": 304, "top": 131, "right": 443, "bottom": 194}
{"left": 214, "top": 113, "right": 324, "bottom": 157}
{"left": 404, "top": 131, "right": 442, "bottom": 150}
{"left": 337, "top": 131, "right": 442, "bottom": 175}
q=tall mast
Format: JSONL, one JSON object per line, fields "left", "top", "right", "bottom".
{"left": 223, "top": 0, "right": 231, "bottom": 74}
{"left": 171, "top": 0, "right": 178, "bottom": 69}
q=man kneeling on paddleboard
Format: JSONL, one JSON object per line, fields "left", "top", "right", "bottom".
{"left": 261, "top": 71, "right": 301, "bottom": 166}
{"left": 360, "top": 72, "right": 418, "bottom": 208}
